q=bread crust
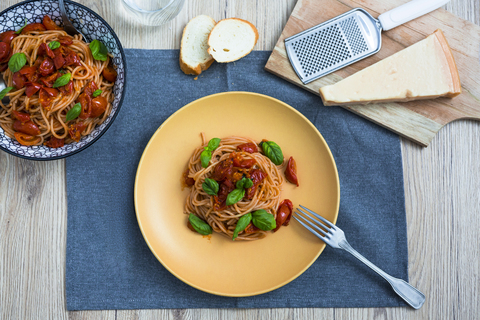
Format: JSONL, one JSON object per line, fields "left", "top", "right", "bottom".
{"left": 207, "top": 18, "right": 258, "bottom": 63}
{"left": 179, "top": 15, "right": 216, "bottom": 76}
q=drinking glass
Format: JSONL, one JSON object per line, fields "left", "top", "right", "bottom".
{"left": 121, "top": 0, "right": 186, "bottom": 26}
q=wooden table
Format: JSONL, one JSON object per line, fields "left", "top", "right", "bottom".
{"left": 1, "top": 0, "right": 479, "bottom": 319}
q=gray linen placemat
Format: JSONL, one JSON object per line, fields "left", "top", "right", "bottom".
{"left": 66, "top": 49, "right": 408, "bottom": 310}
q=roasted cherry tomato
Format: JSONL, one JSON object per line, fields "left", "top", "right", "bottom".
{"left": 213, "top": 179, "right": 235, "bottom": 211}
{"left": 14, "top": 132, "right": 41, "bottom": 146}
{"left": 37, "top": 42, "right": 55, "bottom": 59}
{"left": 102, "top": 63, "right": 117, "bottom": 82}
{"left": 244, "top": 223, "right": 260, "bottom": 234}
{"left": 42, "top": 15, "right": 62, "bottom": 30}
{"left": 182, "top": 168, "right": 195, "bottom": 187}
{"left": 12, "top": 110, "right": 31, "bottom": 123}
{"left": 68, "top": 122, "right": 87, "bottom": 142}
{"left": 237, "top": 142, "right": 258, "bottom": 153}
{"left": 285, "top": 156, "right": 299, "bottom": 186}
{"left": 64, "top": 50, "right": 81, "bottom": 67}
{"left": 0, "top": 30, "right": 17, "bottom": 45}
{"left": 39, "top": 72, "right": 60, "bottom": 87}
{"left": 39, "top": 57, "right": 54, "bottom": 76}
{"left": 12, "top": 71, "right": 27, "bottom": 89}
{"left": 13, "top": 120, "right": 41, "bottom": 136}
{"left": 58, "top": 80, "right": 73, "bottom": 95}
{"left": 84, "top": 81, "right": 98, "bottom": 97}
{"left": 44, "top": 136, "right": 64, "bottom": 148}
{"left": 232, "top": 153, "right": 256, "bottom": 169}
{"left": 38, "top": 87, "right": 58, "bottom": 109}
{"left": 0, "top": 42, "right": 11, "bottom": 63}
{"left": 53, "top": 47, "right": 65, "bottom": 69}
{"left": 211, "top": 158, "right": 234, "bottom": 181}
{"left": 20, "top": 23, "right": 46, "bottom": 35}
{"left": 25, "top": 82, "right": 42, "bottom": 97}
{"left": 90, "top": 96, "right": 107, "bottom": 118}
{"left": 273, "top": 199, "right": 293, "bottom": 232}
{"left": 58, "top": 36, "right": 73, "bottom": 46}
{"left": 0, "top": 63, "right": 8, "bottom": 72}
{"left": 77, "top": 93, "right": 92, "bottom": 119}
{"left": 19, "top": 66, "right": 39, "bottom": 82}
{"left": 245, "top": 168, "right": 267, "bottom": 199}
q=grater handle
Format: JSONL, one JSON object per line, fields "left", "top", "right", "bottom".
{"left": 378, "top": 0, "right": 450, "bottom": 31}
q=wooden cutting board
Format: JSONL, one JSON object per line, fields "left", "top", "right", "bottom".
{"left": 265, "top": 0, "right": 480, "bottom": 147}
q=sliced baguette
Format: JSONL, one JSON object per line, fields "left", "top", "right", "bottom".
{"left": 180, "top": 15, "right": 216, "bottom": 75}
{"left": 207, "top": 18, "right": 258, "bottom": 63}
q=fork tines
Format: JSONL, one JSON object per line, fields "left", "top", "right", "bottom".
{"left": 293, "top": 205, "right": 335, "bottom": 243}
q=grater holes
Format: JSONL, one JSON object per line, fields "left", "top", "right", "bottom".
{"left": 339, "top": 17, "right": 368, "bottom": 56}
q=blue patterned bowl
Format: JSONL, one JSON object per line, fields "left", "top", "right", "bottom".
{"left": 0, "top": 0, "right": 126, "bottom": 160}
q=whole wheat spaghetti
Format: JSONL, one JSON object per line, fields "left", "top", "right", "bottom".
{"left": 184, "top": 134, "right": 291, "bottom": 241}
{"left": 0, "top": 16, "right": 116, "bottom": 147}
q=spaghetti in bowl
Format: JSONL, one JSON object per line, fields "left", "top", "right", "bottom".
{"left": 0, "top": 0, "right": 126, "bottom": 160}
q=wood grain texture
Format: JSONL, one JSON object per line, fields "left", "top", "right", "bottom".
{"left": 265, "top": 0, "right": 480, "bottom": 147}
{"left": 0, "top": 0, "right": 479, "bottom": 320}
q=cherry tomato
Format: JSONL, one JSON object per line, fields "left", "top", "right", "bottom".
{"left": 20, "top": 23, "right": 46, "bottom": 35}
{"left": 12, "top": 110, "right": 31, "bottom": 123}
{"left": 37, "top": 42, "right": 55, "bottom": 59}
{"left": 182, "top": 168, "right": 195, "bottom": 187}
{"left": 64, "top": 50, "right": 81, "bottom": 67}
{"left": 42, "top": 15, "right": 62, "bottom": 30}
{"left": 39, "top": 57, "right": 54, "bottom": 76}
{"left": 19, "top": 66, "right": 39, "bottom": 82}
{"left": 59, "top": 80, "right": 73, "bottom": 95}
{"left": 44, "top": 136, "right": 64, "bottom": 148}
{"left": 90, "top": 96, "right": 107, "bottom": 118}
{"left": 12, "top": 71, "right": 27, "bottom": 89}
{"left": 245, "top": 168, "right": 267, "bottom": 199}
{"left": 232, "top": 153, "right": 256, "bottom": 168}
{"left": 102, "top": 63, "right": 117, "bottom": 82}
{"left": 77, "top": 93, "right": 92, "bottom": 119}
{"left": 213, "top": 179, "right": 236, "bottom": 211}
{"left": 0, "top": 30, "right": 17, "bottom": 45}
{"left": 211, "top": 158, "right": 234, "bottom": 181}
{"left": 273, "top": 199, "right": 293, "bottom": 232}
{"left": 0, "top": 42, "right": 11, "bottom": 63}
{"left": 42, "top": 87, "right": 58, "bottom": 97}
{"left": 13, "top": 120, "right": 41, "bottom": 136}
{"left": 84, "top": 81, "right": 98, "bottom": 97}
{"left": 244, "top": 223, "right": 260, "bottom": 234}
{"left": 52, "top": 47, "right": 65, "bottom": 69}
{"left": 0, "top": 63, "right": 8, "bottom": 72}
{"left": 14, "top": 132, "right": 41, "bottom": 146}
{"left": 68, "top": 122, "right": 87, "bottom": 142}
{"left": 285, "top": 156, "right": 299, "bottom": 186}
{"left": 39, "top": 72, "right": 60, "bottom": 87}
{"left": 58, "top": 36, "right": 73, "bottom": 46}
{"left": 25, "top": 82, "right": 42, "bottom": 97}
{"left": 237, "top": 142, "right": 258, "bottom": 153}
{"left": 38, "top": 87, "right": 58, "bottom": 109}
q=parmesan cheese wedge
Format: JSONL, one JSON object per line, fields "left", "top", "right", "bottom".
{"left": 319, "top": 29, "right": 461, "bottom": 106}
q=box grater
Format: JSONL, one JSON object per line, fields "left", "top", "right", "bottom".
{"left": 285, "top": 0, "right": 450, "bottom": 84}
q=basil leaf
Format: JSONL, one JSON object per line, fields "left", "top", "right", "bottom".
{"left": 206, "top": 138, "right": 221, "bottom": 151}
{"left": 236, "top": 177, "right": 253, "bottom": 189}
{"left": 0, "top": 87, "right": 14, "bottom": 100}
{"left": 188, "top": 213, "right": 212, "bottom": 235}
{"left": 53, "top": 73, "right": 71, "bottom": 88}
{"left": 66, "top": 103, "right": 81, "bottom": 122}
{"left": 15, "top": 18, "right": 28, "bottom": 34}
{"left": 252, "top": 209, "right": 276, "bottom": 231}
{"left": 202, "top": 178, "right": 219, "bottom": 196}
{"left": 89, "top": 39, "right": 108, "bottom": 61}
{"left": 260, "top": 141, "right": 284, "bottom": 165}
{"left": 232, "top": 213, "right": 252, "bottom": 241}
{"left": 200, "top": 149, "right": 211, "bottom": 168}
{"left": 226, "top": 188, "right": 245, "bottom": 206}
{"left": 48, "top": 41, "right": 61, "bottom": 50}
{"left": 8, "top": 52, "right": 27, "bottom": 73}
{"left": 92, "top": 89, "right": 102, "bottom": 98}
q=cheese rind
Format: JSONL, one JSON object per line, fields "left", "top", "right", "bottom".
{"left": 319, "top": 29, "right": 461, "bottom": 106}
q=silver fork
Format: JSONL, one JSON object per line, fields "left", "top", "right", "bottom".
{"left": 294, "top": 205, "right": 425, "bottom": 309}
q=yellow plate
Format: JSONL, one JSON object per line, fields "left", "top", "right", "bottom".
{"left": 134, "top": 92, "right": 340, "bottom": 296}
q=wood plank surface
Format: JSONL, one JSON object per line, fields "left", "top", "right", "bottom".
{"left": 265, "top": 0, "right": 480, "bottom": 147}
{"left": 0, "top": 0, "right": 479, "bottom": 320}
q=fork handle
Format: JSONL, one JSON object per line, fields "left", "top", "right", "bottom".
{"left": 339, "top": 239, "right": 425, "bottom": 309}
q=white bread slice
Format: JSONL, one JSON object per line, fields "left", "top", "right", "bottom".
{"left": 180, "top": 15, "right": 216, "bottom": 75}
{"left": 207, "top": 18, "right": 258, "bottom": 63}
{"left": 319, "top": 29, "right": 461, "bottom": 106}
